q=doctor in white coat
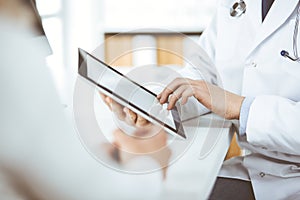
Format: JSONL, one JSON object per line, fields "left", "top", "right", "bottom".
{"left": 158, "top": 0, "right": 300, "bottom": 199}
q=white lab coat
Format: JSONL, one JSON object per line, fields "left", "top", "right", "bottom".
{"left": 181, "top": 0, "right": 300, "bottom": 199}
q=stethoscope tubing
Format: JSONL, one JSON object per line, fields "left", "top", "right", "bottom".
{"left": 230, "top": 0, "right": 300, "bottom": 62}
{"left": 292, "top": 2, "right": 300, "bottom": 61}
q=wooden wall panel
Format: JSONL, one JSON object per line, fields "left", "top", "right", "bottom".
{"left": 156, "top": 35, "right": 184, "bottom": 66}
{"left": 104, "top": 35, "right": 133, "bottom": 66}
{"left": 104, "top": 33, "right": 197, "bottom": 66}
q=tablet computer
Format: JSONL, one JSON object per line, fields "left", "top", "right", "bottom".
{"left": 78, "top": 48, "right": 186, "bottom": 139}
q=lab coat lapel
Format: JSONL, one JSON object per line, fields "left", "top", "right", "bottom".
{"left": 246, "top": 0, "right": 299, "bottom": 56}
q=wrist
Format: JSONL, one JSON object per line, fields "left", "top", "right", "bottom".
{"left": 226, "top": 94, "right": 245, "bottom": 120}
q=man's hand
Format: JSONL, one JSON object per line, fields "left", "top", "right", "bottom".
{"left": 99, "top": 93, "right": 150, "bottom": 127}
{"left": 157, "top": 78, "right": 245, "bottom": 120}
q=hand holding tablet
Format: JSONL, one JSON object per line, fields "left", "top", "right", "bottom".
{"left": 78, "top": 48, "right": 186, "bottom": 139}
{"left": 99, "top": 93, "right": 151, "bottom": 127}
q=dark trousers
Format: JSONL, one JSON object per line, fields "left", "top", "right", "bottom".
{"left": 208, "top": 177, "right": 256, "bottom": 200}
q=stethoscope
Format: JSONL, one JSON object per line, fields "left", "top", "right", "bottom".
{"left": 230, "top": 0, "right": 300, "bottom": 62}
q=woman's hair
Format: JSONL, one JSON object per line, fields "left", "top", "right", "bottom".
{"left": 0, "top": 0, "right": 46, "bottom": 36}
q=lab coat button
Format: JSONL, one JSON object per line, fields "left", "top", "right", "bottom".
{"left": 259, "top": 172, "right": 265, "bottom": 177}
{"left": 245, "top": 62, "right": 257, "bottom": 68}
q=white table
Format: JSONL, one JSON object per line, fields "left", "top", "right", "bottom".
{"left": 161, "top": 115, "right": 234, "bottom": 199}
{"left": 71, "top": 76, "right": 235, "bottom": 200}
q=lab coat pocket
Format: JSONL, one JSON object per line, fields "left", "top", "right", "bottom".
{"left": 278, "top": 19, "right": 300, "bottom": 100}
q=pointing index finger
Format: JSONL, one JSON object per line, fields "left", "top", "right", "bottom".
{"left": 159, "top": 87, "right": 174, "bottom": 104}
{"left": 158, "top": 78, "right": 187, "bottom": 104}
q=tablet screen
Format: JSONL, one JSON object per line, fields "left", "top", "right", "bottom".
{"left": 78, "top": 48, "right": 185, "bottom": 138}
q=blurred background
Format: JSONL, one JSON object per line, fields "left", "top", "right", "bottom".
{"left": 32, "top": 0, "right": 218, "bottom": 106}
{"left": 35, "top": 0, "right": 218, "bottom": 68}
{"left": 0, "top": 0, "right": 218, "bottom": 103}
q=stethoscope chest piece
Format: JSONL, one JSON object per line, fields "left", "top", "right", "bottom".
{"left": 230, "top": 0, "right": 246, "bottom": 17}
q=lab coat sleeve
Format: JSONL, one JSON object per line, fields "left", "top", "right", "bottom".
{"left": 239, "top": 97, "right": 255, "bottom": 135}
{"left": 177, "top": 14, "right": 219, "bottom": 120}
{"left": 179, "top": 13, "right": 218, "bottom": 84}
{"left": 246, "top": 95, "right": 300, "bottom": 155}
